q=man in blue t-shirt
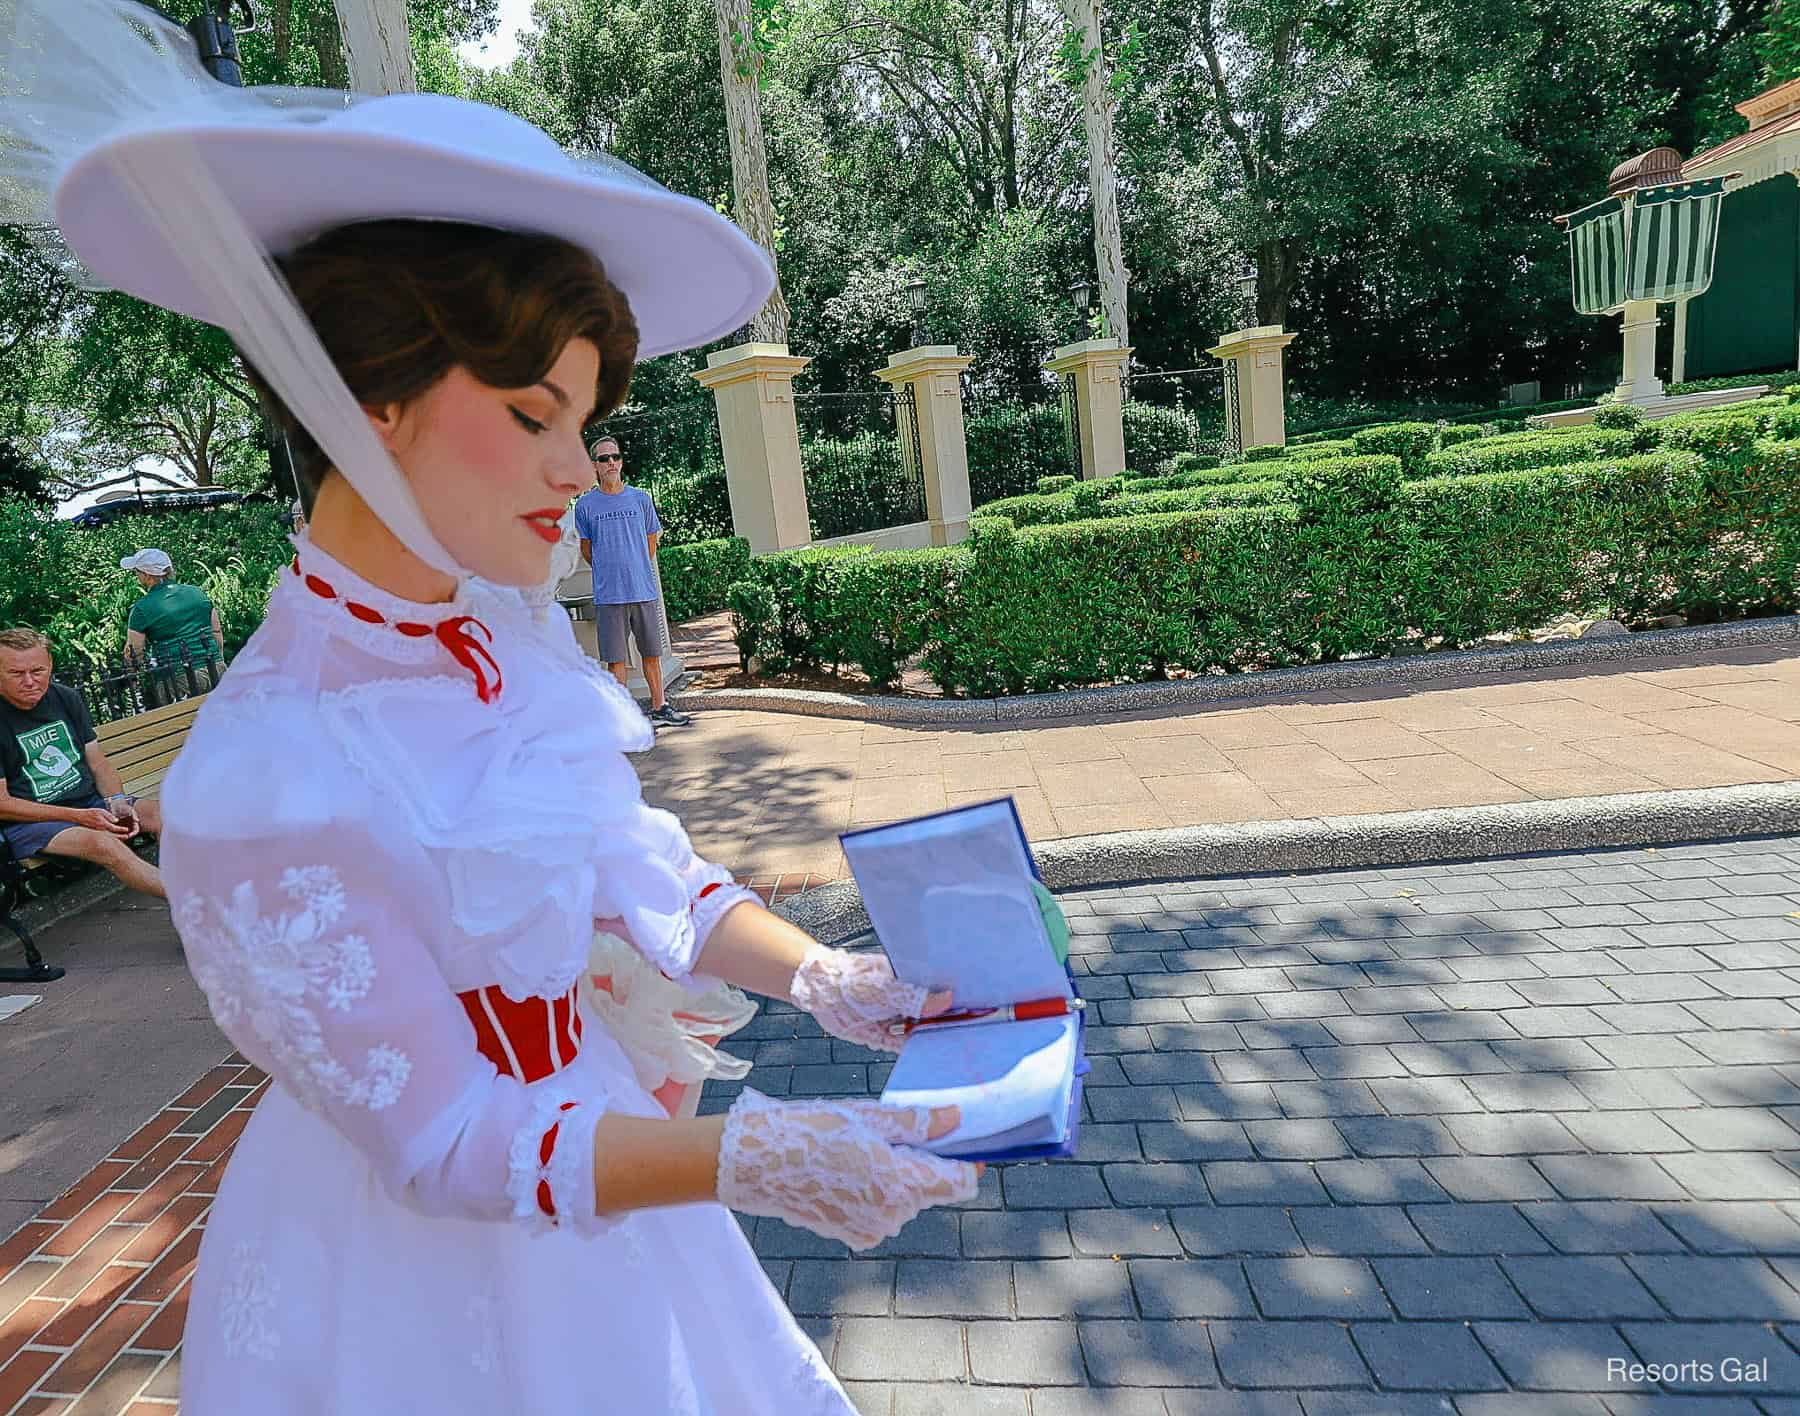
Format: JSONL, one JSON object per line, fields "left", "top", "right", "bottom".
{"left": 572, "top": 436, "right": 691, "bottom": 728}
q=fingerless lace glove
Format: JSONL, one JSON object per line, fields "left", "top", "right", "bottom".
{"left": 716, "top": 1088, "right": 978, "bottom": 1250}
{"left": 788, "top": 942, "right": 928, "bottom": 1053}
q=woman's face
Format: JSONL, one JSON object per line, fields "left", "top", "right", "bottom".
{"left": 369, "top": 337, "right": 600, "bottom": 587}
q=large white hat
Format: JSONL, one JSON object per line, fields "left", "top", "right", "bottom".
{"left": 0, "top": 0, "right": 773, "bottom": 578}
{"left": 55, "top": 93, "right": 772, "bottom": 362}
{"left": 119, "top": 547, "right": 173, "bottom": 575}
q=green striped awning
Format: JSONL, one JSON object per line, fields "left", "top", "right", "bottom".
{"left": 1566, "top": 177, "right": 1726, "bottom": 316}
{"left": 1568, "top": 196, "right": 1626, "bottom": 315}
{"left": 1624, "top": 177, "right": 1725, "bottom": 303}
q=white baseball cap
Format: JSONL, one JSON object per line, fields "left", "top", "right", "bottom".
{"left": 119, "top": 549, "right": 173, "bottom": 576}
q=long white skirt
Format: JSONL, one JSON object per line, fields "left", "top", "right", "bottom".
{"left": 179, "top": 1021, "right": 853, "bottom": 1415}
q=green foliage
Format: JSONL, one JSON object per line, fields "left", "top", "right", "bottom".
{"left": 1348, "top": 423, "right": 1438, "bottom": 475}
{"left": 1284, "top": 440, "right": 1356, "bottom": 461}
{"left": 0, "top": 500, "right": 290, "bottom": 668}
{"left": 660, "top": 538, "right": 752, "bottom": 623}
{"left": 1169, "top": 452, "right": 1223, "bottom": 474}
{"left": 1123, "top": 403, "right": 1206, "bottom": 472}
{"left": 735, "top": 441, "right": 1800, "bottom": 696}
{"left": 1422, "top": 426, "right": 1651, "bottom": 479}
{"left": 1593, "top": 402, "right": 1647, "bottom": 430}
{"left": 1435, "top": 424, "right": 1487, "bottom": 449}
{"left": 965, "top": 403, "right": 1072, "bottom": 508}
{"left": 1036, "top": 475, "right": 1076, "bottom": 495}
{"left": 1240, "top": 445, "right": 1293, "bottom": 463}
{"left": 1654, "top": 406, "right": 1778, "bottom": 460}
{"left": 1666, "top": 371, "right": 1800, "bottom": 397}
{"left": 637, "top": 468, "right": 734, "bottom": 547}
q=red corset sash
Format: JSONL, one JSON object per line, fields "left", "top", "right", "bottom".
{"left": 456, "top": 983, "right": 584, "bottom": 1085}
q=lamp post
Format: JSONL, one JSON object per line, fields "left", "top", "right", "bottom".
{"left": 132, "top": 1, "right": 250, "bottom": 86}
{"left": 906, "top": 275, "right": 928, "bottom": 349}
{"left": 1069, "top": 277, "right": 1093, "bottom": 338}
{"left": 1237, "top": 263, "right": 1258, "bottom": 328}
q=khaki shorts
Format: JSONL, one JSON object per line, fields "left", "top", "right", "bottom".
{"left": 596, "top": 601, "right": 665, "bottom": 662}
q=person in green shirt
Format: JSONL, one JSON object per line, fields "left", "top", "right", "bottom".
{"left": 120, "top": 547, "right": 223, "bottom": 701}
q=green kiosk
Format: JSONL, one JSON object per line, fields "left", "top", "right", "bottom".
{"left": 1677, "top": 77, "right": 1800, "bottom": 383}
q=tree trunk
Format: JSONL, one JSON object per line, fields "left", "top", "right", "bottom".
{"left": 272, "top": 0, "right": 293, "bottom": 71}
{"left": 712, "top": 0, "right": 790, "bottom": 343}
{"left": 1061, "top": 0, "right": 1127, "bottom": 348}
{"left": 334, "top": 0, "right": 417, "bottom": 94}
{"left": 308, "top": 6, "right": 349, "bottom": 89}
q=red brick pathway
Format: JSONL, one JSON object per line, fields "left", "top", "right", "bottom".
{"left": 0, "top": 877, "right": 824, "bottom": 1415}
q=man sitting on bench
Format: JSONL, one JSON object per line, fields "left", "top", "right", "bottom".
{"left": 0, "top": 629, "right": 164, "bottom": 900}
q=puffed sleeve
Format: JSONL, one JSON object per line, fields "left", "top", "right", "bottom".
{"left": 595, "top": 805, "right": 761, "bottom": 985}
{"left": 163, "top": 813, "right": 612, "bottom": 1236}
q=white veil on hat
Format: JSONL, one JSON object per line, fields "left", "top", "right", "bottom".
{"left": 0, "top": 0, "right": 773, "bottom": 580}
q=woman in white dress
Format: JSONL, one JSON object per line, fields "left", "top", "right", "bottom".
{"left": 0, "top": 4, "right": 980, "bottom": 1410}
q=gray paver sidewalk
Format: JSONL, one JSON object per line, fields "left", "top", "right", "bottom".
{"left": 705, "top": 834, "right": 1800, "bottom": 1413}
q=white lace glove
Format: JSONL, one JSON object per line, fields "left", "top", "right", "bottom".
{"left": 788, "top": 942, "right": 930, "bottom": 1053}
{"left": 716, "top": 1088, "right": 979, "bottom": 1250}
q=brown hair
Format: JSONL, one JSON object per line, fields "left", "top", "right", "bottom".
{"left": 0, "top": 629, "right": 48, "bottom": 655}
{"left": 247, "top": 220, "right": 640, "bottom": 502}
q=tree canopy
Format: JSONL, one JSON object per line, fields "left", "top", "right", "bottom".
{"left": 0, "top": 0, "right": 1783, "bottom": 502}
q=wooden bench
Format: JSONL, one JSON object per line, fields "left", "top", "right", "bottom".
{"left": 0, "top": 693, "right": 206, "bottom": 983}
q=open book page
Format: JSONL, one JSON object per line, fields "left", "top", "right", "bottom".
{"left": 843, "top": 800, "right": 1069, "bottom": 1010}
{"left": 881, "top": 1013, "right": 1078, "bottom": 1156}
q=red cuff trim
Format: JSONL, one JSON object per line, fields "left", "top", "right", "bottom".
{"left": 535, "top": 1101, "right": 579, "bottom": 1218}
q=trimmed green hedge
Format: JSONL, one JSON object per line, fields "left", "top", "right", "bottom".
{"left": 1285, "top": 439, "right": 1356, "bottom": 460}
{"left": 1349, "top": 421, "right": 1438, "bottom": 474}
{"left": 730, "top": 439, "right": 1800, "bottom": 696}
{"left": 660, "top": 537, "right": 751, "bottom": 623}
{"left": 1421, "top": 425, "right": 1651, "bottom": 479}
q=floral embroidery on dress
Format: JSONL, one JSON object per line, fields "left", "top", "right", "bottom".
{"left": 177, "top": 866, "right": 412, "bottom": 1115}
{"left": 219, "top": 1241, "right": 279, "bottom": 1361}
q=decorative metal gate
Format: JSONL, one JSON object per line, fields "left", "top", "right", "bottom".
{"left": 793, "top": 387, "right": 926, "bottom": 540}
{"left": 960, "top": 375, "right": 1083, "bottom": 506}
{"left": 1125, "top": 365, "right": 1242, "bottom": 467}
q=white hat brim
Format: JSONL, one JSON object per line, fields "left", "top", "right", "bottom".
{"left": 54, "top": 108, "right": 774, "bottom": 361}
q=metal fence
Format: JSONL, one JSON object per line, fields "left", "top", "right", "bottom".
{"left": 962, "top": 377, "right": 1082, "bottom": 507}
{"left": 1125, "top": 364, "right": 1242, "bottom": 468}
{"left": 794, "top": 388, "right": 927, "bottom": 540}
{"left": 70, "top": 644, "right": 223, "bottom": 726}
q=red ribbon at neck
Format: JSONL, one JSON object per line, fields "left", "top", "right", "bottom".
{"left": 434, "top": 616, "right": 503, "bottom": 705}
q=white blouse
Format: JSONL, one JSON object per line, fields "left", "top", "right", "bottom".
{"left": 160, "top": 539, "right": 757, "bottom": 1236}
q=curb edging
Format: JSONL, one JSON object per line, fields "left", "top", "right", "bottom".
{"left": 677, "top": 616, "right": 1799, "bottom": 724}
{"left": 772, "top": 781, "right": 1800, "bottom": 944}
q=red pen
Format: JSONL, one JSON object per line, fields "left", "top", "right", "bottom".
{"left": 890, "top": 997, "right": 1085, "bottom": 1037}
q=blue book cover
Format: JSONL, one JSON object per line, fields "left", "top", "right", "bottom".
{"left": 841, "top": 797, "right": 1088, "bottom": 1164}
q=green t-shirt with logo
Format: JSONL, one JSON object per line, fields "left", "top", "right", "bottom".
{"left": 128, "top": 581, "right": 217, "bottom": 663}
{"left": 0, "top": 684, "right": 97, "bottom": 805}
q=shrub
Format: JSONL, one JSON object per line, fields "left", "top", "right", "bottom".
{"left": 1036, "top": 474, "right": 1076, "bottom": 495}
{"left": 1421, "top": 426, "right": 1649, "bottom": 479}
{"left": 1169, "top": 451, "right": 1222, "bottom": 474}
{"left": 1593, "top": 402, "right": 1646, "bottom": 430}
{"left": 1436, "top": 424, "right": 1486, "bottom": 449}
{"left": 1348, "top": 422, "right": 1438, "bottom": 475}
{"left": 1654, "top": 406, "right": 1775, "bottom": 460}
{"left": 1123, "top": 402, "right": 1207, "bottom": 471}
{"left": 639, "top": 467, "right": 733, "bottom": 546}
{"left": 1285, "top": 440, "right": 1356, "bottom": 461}
{"left": 965, "top": 402, "right": 1073, "bottom": 507}
{"left": 660, "top": 537, "right": 751, "bottom": 623}
{"left": 1240, "top": 444, "right": 1292, "bottom": 463}
{"left": 726, "top": 579, "right": 778, "bottom": 671}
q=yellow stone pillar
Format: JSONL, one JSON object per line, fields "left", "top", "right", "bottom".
{"left": 874, "top": 345, "right": 976, "bottom": 545}
{"left": 691, "top": 342, "right": 813, "bottom": 553}
{"left": 1044, "top": 338, "right": 1133, "bottom": 480}
{"left": 1208, "top": 325, "right": 1298, "bottom": 451}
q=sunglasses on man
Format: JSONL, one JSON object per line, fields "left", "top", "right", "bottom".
{"left": 592, "top": 452, "right": 622, "bottom": 463}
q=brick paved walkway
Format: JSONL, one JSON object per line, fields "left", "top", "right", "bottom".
{"left": 707, "top": 834, "right": 1800, "bottom": 1412}
{"left": 645, "top": 643, "right": 1800, "bottom": 883}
